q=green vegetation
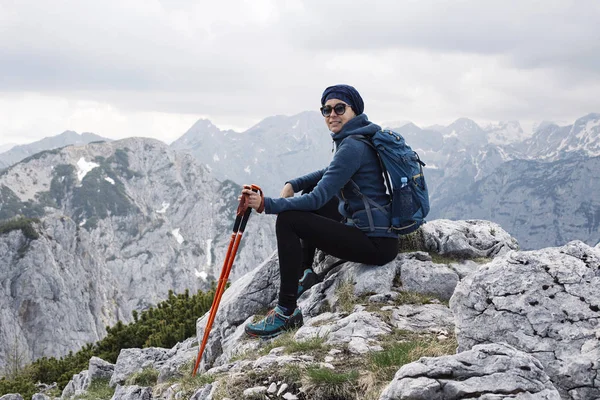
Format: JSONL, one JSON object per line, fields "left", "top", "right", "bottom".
{"left": 336, "top": 280, "right": 357, "bottom": 314}
{"left": 73, "top": 378, "right": 114, "bottom": 400}
{"left": 19, "top": 148, "right": 63, "bottom": 164}
{"left": 397, "top": 228, "right": 426, "bottom": 253}
{"left": 0, "top": 288, "right": 215, "bottom": 398}
{"left": 359, "top": 331, "right": 457, "bottom": 398}
{"left": 126, "top": 367, "right": 159, "bottom": 386}
{"left": 303, "top": 367, "right": 361, "bottom": 400}
{"left": 0, "top": 217, "right": 39, "bottom": 240}
{"left": 71, "top": 166, "right": 138, "bottom": 228}
{"left": 0, "top": 185, "right": 46, "bottom": 220}
{"left": 48, "top": 164, "right": 77, "bottom": 208}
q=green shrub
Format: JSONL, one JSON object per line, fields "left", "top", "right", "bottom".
{"left": 0, "top": 217, "right": 40, "bottom": 240}
{"left": 0, "top": 288, "right": 215, "bottom": 396}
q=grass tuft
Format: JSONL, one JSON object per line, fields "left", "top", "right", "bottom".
{"left": 73, "top": 379, "right": 114, "bottom": 400}
{"left": 125, "top": 367, "right": 159, "bottom": 387}
{"left": 336, "top": 280, "right": 357, "bottom": 314}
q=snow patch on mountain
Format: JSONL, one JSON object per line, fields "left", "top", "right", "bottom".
{"left": 76, "top": 157, "right": 99, "bottom": 181}
{"left": 156, "top": 202, "right": 170, "bottom": 214}
{"left": 172, "top": 228, "right": 184, "bottom": 244}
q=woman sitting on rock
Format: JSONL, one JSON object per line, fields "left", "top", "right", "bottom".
{"left": 241, "top": 84, "right": 398, "bottom": 338}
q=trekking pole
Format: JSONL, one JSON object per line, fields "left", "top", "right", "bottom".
{"left": 192, "top": 184, "right": 263, "bottom": 376}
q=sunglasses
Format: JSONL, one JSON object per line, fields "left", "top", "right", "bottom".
{"left": 320, "top": 103, "right": 352, "bottom": 117}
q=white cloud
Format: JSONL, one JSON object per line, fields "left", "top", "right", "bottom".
{"left": 0, "top": 0, "right": 598, "bottom": 144}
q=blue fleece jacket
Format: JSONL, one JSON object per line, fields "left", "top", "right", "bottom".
{"left": 263, "top": 114, "right": 396, "bottom": 238}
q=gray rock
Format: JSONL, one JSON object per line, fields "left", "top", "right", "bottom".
{"left": 379, "top": 343, "right": 561, "bottom": 400}
{"left": 243, "top": 386, "right": 267, "bottom": 397}
{"left": 88, "top": 356, "right": 115, "bottom": 382}
{"left": 390, "top": 304, "right": 455, "bottom": 334}
{"left": 329, "top": 259, "right": 399, "bottom": 297}
{"left": 31, "top": 394, "right": 50, "bottom": 400}
{"left": 156, "top": 383, "right": 181, "bottom": 400}
{"left": 450, "top": 241, "right": 600, "bottom": 399}
{"left": 0, "top": 138, "right": 276, "bottom": 369}
{"left": 111, "top": 385, "right": 152, "bottom": 400}
{"left": 0, "top": 395, "right": 24, "bottom": 400}
{"left": 448, "top": 259, "right": 484, "bottom": 280}
{"left": 252, "top": 353, "right": 315, "bottom": 369}
{"left": 398, "top": 257, "right": 459, "bottom": 301}
{"left": 110, "top": 347, "right": 169, "bottom": 387}
{"left": 295, "top": 311, "right": 391, "bottom": 353}
{"left": 297, "top": 254, "right": 399, "bottom": 317}
{"left": 157, "top": 337, "right": 198, "bottom": 383}
{"left": 422, "top": 219, "right": 519, "bottom": 258}
{"left": 61, "top": 370, "right": 89, "bottom": 399}
{"left": 195, "top": 253, "right": 280, "bottom": 370}
{"left": 189, "top": 383, "right": 217, "bottom": 400}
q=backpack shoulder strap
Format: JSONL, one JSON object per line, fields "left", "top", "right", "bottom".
{"left": 349, "top": 133, "right": 393, "bottom": 197}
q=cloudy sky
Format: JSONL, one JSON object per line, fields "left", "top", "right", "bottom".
{"left": 1, "top": 0, "right": 599, "bottom": 145}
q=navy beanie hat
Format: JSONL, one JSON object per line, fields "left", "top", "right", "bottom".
{"left": 320, "top": 84, "right": 364, "bottom": 115}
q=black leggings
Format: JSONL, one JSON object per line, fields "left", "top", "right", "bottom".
{"left": 276, "top": 203, "right": 398, "bottom": 310}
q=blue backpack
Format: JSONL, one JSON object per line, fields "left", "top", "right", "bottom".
{"left": 351, "top": 130, "right": 430, "bottom": 235}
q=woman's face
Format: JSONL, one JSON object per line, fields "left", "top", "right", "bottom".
{"left": 323, "top": 98, "right": 356, "bottom": 134}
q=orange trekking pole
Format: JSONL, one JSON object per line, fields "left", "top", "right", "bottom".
{"left": 192, "top": 184, "right": 263, "bottom": 376}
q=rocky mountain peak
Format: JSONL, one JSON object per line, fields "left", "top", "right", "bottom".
{"left": 0, "top": 137, "right": 276, "bottom": 369}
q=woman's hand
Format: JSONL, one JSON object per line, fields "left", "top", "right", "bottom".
{"left": 279, "top": 183, "right": 294, "bottom": 198}
{"left": 241, "top": 186, "right": 264, "bottom": 212}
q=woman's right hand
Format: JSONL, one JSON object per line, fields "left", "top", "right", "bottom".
{"left": 279, "top": 183, "right": 294, "bottom": 198}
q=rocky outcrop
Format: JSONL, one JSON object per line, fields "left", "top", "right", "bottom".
{"left": 451, "top": 240, "right": 600, "bottom": 399}
{"left": 112, "top": 385, "right": 152, "bottom": 400}
{"left": 0, "top": 138, "right": 276, "bottom": 369}
{"left": 379, "top": 343, "right": 561, "bottom": 400}
{"left": 0, "top": 395, "right": 24, "bottom": 400}
{"left": 48, "top": 220, "right": 600, "bottom": 399}
{"left": 61, "top": 370, "right": 89, "bottom": 399}
{"left": 61, "top": 357, "right": 115, "bottom": 398}
{"left": 420, "top": 219, "right": 519, "bottom": 258}
{"left": 110, "top": 348, "right": 169, "bottom": 387}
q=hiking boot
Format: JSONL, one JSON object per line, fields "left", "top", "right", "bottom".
{"left": 245, "top": 306, "right": 303, "bottom": 339}
{"left": 297, "top": 268, "right": 319, "bottom": 296}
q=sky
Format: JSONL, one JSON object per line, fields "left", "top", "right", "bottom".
{"left": 1, "top": 0, "right": 599, "bottom": 145}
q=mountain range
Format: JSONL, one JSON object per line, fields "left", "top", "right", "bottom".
{"left": 167, "top": 111, "right": 600, "bottom": 249}
{"left": 0, "top": 131, "right": 109, "bottom": 170}
{"left": 1, "top": 110, "right": 598, "bottom": 369}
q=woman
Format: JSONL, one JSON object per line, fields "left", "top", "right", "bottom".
{"left": 242, "top": 84, "right": 398, "bottom": 338}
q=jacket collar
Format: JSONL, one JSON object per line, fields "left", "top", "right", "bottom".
{"left": 331, "top": 114, "right": 381, "bottom": 144}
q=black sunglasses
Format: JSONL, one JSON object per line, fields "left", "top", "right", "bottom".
{"left": 320, "top": 103, "right": 352, "bottom": 117}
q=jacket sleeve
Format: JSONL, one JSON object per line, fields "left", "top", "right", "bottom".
{"left": 287, "top": 168, "right": 326, "bottom": 192}
{"left": 264, "top": 139, "right": 365, "bottom": 214}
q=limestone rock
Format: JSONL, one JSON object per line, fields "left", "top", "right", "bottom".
{"left": 398, "top": 256, "right": 459, "bottom": 301}
{"left": 295, "top": 311, "right": 392, "bottom": 353}
{"left": 0, "top": 395, "right": 24, "bottom": 400}
{"left": 61, "top": 370, "right": 89, "bottom": 399}
{"left": 450, "top": 240, "right": 600, "bottom": 399}
{"left": 110, "top": 348, "right": 169, "bottom": 387}
{"left": 379, "top": 343, "right": 561, "bottom": 400}
{"left": 88, "top": 356, "right": 115, "bottom": 382}
{"left": 390, "top": 304, "right": 455, "bottom": 334}
{"left": 422, "top": 219, "right": 519, "bottom": 258}
{"left": 195, "top": 254, "right": 280, "bottom": 370}
{"left": 0, "top": 138, "right": 276, "bottom": 369}
{"left": 111, "top": 385, "right": 152, "bottom": 400}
